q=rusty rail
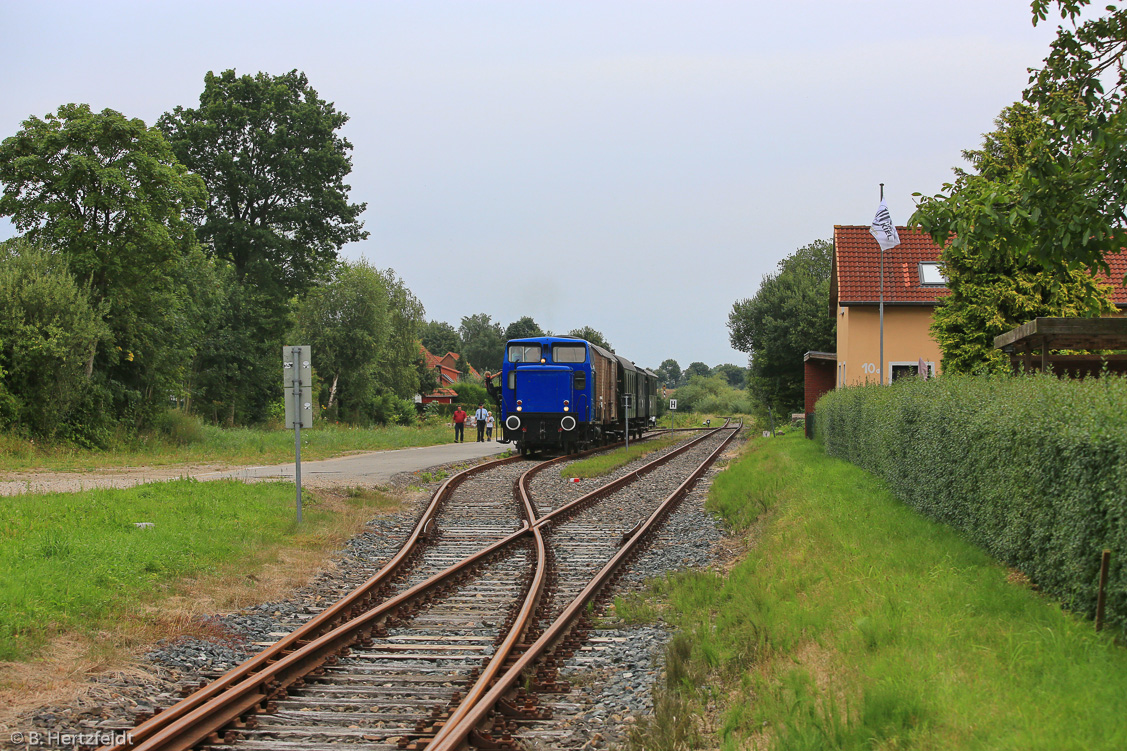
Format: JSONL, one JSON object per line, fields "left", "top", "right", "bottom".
{"left": 428, "top": 422, "right": 741, "bottom": 750}
{"left": 107, "top": 452, "right": 525, "bottom": 750}
{"left": 106, "top": 424, "right": 731, "bottom": 751}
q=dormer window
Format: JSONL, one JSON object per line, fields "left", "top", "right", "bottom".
{"left": 919, "top": 262, "right": 947, "bottom": 286}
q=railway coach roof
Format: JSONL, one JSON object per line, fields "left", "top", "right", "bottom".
{"left": 614, "top": 354, "right": 638, "bottom": 372}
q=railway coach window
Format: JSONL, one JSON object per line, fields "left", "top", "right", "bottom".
{"left": 508, "top": 344, "right": 540, "bottom": 363}
{"left": 553, "top": 344, "right": 586, "bottom": 363}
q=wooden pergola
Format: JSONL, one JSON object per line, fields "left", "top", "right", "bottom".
{"left": 994, "top": 317, "right": 1127, "bottom": 376}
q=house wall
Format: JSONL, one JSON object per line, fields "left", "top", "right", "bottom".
{"left": 804, "top": 359, "right": 835, "bottom": 413}
{"left": 837, "top": 305, "right": 942, "bottom": 386}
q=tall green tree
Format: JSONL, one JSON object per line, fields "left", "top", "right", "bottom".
{"left": 728, "top": 239, "right": 835, "bottom": 413}
{"left": 0, "top": 240, "right": 110, "bottom": 438}
{"left": 567, "top": 326, "right": 612, "bottom": 352}
{"left": 160, "top": 69, "right": 368, "bottom": 421}
{"left": 655, "top": 359, "right": 682, "bottom": 388}
{"left": 684, "top": 361, "right": 711, "bottom": 381}
{"left": 294, "top": 261, "right": 390, "bottom": 413}
{"left": 924, "top": 104, "right": 1114, "bottom": 374}
{"left": 418, "top": 320, "right": 461, "bottom": 356}
{"left": 373, "top": 268, "right": 425, "bottom": 400}
{"left": 504, "top": 316, "right": 544, "bottom": 341}
{"left": 914, "top": 1, "right": 1127, "bottom": 282}
{"left": 711, "top": 363, "right": 747, "bottom": 389}
{"left": 159, "top": 69, "right": 367, "bottom": 299}
{"left": 459, "top": 313, "right": 504, "bottom": 373}
{"left": 0, "top": 103, "right": 208, "bottom": 422}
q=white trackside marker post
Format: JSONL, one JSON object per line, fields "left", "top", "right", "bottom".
{"left": 284, "top": 346, "right": 312, "bottom": 523}
{"left": 623, "top": 393, "right": 632, "bottom": 450}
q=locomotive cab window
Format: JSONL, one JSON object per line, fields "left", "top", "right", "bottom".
{"left": 573, "top": 371, "right": 586, "bottom": 390}
{"left": 508, "top": 344, "right": 541, "bottom": 363}
{"left": 552, "top": 344, "right": 587, "bottom": 363}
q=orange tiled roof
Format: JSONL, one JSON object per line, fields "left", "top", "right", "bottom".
{"left": 419, "top": 344, "right": 443, "bottom": 369}
{"left": 425, "top": 387, "right": 458, "bottom": 398}
{"left": 831, "top": 226, "right": 950, "bottom": 306}
{"left": 831, "top": 225, "right": 1127, "bottom": 307}
{"left": 1100, "top": 256, "right": 1127, "bottom": 304}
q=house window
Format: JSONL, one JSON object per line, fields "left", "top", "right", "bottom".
{"left": 889, "top": 361, "right": 935, "bottom": 382}
{"left": 919, "top": 262, "right": 946, "bottom": 286}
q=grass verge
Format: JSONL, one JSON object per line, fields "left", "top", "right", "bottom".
{"left": 0, "top": 420, "right": 453, "bottom": 473}
{"left": 563, "top": 436, "right": 680, "bottom": 480}
{"left": 654, "top": 412, "right": 742, "bottom": 430}
{"left": 0, "top": 480, "right": 401, "bottom": 661}
{"left": 620, "top": 432, "right": 1127, "bottom": 750}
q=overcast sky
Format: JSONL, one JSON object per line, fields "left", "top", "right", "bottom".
{"left": 0, "top": 1, "right": 1073, "bottom": 369}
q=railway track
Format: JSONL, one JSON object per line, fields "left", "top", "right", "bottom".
{"left": 106, "top": 421, "right": 740, "bottom": 751}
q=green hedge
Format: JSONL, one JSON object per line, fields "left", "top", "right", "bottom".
{"left": 816, "top": 374, "right": 1126, "bottom": 637}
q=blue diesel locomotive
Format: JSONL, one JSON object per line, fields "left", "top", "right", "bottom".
{"left": 484, "top": 336, "right": 658, "bottom": 455}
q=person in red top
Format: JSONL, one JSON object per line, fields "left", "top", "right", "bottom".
{"left": 452, "top": 407, "right": 467, "bottom": 443}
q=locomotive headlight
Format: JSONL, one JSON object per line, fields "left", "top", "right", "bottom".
{"left": 563, "top": 400, "right": 569, "bottom": 412}
{"left": 563, "top": 406, "right": 569, "bottom": 412}
{"left": 540, "top": 358, "right": 546, "bottom": 364}
{"left": 516, "top": 400, "right": 522, "bottom": 412}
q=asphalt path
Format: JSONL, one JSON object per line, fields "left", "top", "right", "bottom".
{"left": 198, "top": 439, "right": 511, "bottom": 486}
{"left": 0, "top": 440, "right": 511, "bottom": 496}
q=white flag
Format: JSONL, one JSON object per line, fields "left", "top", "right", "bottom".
{"left": 870, "top": 199, "right": 901, "bottom": 251}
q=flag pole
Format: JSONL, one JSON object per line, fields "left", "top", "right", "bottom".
{"left": 879, "top": 183, "right": 885, "bottom": 385}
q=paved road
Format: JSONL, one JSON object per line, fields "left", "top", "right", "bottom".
{"left": 0, "top": 440, "right": 511, "bottom": 496}
{"left": 198, "top": 440, "right": 511, "bottom": 486}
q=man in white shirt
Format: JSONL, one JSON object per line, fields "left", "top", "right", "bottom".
{"left": 475, "top": 404, "right": 489, "bottom": 442}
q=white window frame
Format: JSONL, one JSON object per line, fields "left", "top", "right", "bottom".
{"left": 918, "top": 262, "right": 947, "bottom": 286}
{"left": 887, "top": 360, "right": 935, "bottom": 383}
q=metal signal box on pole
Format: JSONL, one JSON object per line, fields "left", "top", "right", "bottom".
{"left": 284, "top": 345, "right": 312, "bottom": 523}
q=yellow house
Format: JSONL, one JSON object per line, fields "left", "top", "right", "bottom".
{"left": 829, "top": 225, "right": 948, "bottom": 386}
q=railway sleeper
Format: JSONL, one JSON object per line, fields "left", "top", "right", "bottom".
{"left": 469, "top": 727, "right": 517, "bottom": 750}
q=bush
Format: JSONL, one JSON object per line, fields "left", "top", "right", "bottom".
{"left": 452, "top": 381, "right": 490, "bottom": 409}
{"left": 816, "top": 374, "right": 1127, "bottom": 637}
{"left": 0, "top": 241, "right": 110, "bottom": 439}
{"left": 674, "top": 374, "right": 751, "bottom": 414}
{"left": 152, "top": 409, "right": 206, "bottom": 445}
{"left": 369, "top": 393, "right": 417, "bottom": 426}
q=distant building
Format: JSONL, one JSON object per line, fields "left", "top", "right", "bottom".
{"left": 829, "top": 225, "right": 949, "bottom": 386}
{"left": 418, "top": 345, "right": 480, "bottom": 405}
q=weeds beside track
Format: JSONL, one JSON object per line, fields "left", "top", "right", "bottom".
{"left": 622, "top": 432, "right": 1127, "bottom": 751}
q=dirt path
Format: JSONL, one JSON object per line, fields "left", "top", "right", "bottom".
{"left": 0, "top": 464, "right": 233, "bottom": 496}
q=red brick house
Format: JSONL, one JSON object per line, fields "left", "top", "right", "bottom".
{"left": 418, "top": 345, "right": 480, "bottom": 405}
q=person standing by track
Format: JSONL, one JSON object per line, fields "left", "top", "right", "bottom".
{"left": 452, "top": 406, "right": 466, "bottom": 442}
{"left": 485, "top": 411, "right": 494, "bottom": 441}
{"left": 475, "top": 403, "right": 489, "bottom": 442}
